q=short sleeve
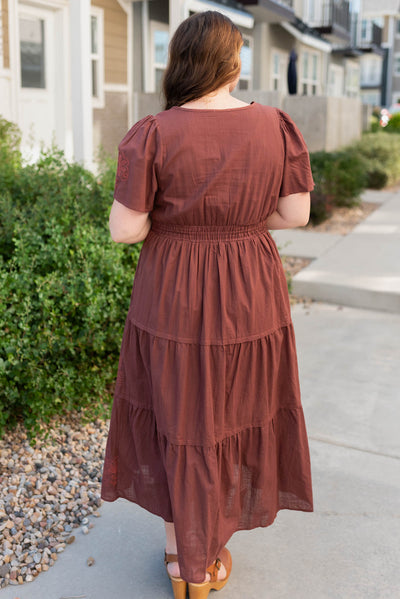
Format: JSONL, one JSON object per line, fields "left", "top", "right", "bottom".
{"left": 114, "top": 114, "right": 161, "bottom": 213}
{"left": 277, "top": 109, "right": 315, "bottom": 197}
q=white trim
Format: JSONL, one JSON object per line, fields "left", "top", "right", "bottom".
{"left": 0, "top": 4, "right": 3, "bottom": 70}
{"left": 8, "top": 0, "right": 20, "bottom": 123}
{"left": 187, "top": 0, "right": 254, "bottom": 29}
{"left": 70, "top": 0, "right": 93, "bottom": 168}
{"left": 21, "top": 0, "right": 68, "bottom": 9}
{"left": 90, "top": 6, "right": 105, "bottom": 109}
{"left": 116, "top": 0, "right": 129, "bottom": 14}
{"left": 142, "top": 0, "right": 151, "bottom": 93}
{"left": 281, "top": 22, "right": 331, "bottom": 54}
{"left": 104, "top": 83, "right": 129, "bottom": 93}
{"left": 126, "top": 1, "right": 133, "bottom": 127}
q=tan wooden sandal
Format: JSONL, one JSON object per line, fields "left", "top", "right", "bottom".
{"left": 188, "top": 547, "right": 232, "bottom": 599}
{"left": 164, "top": 551, "right": 187, "bottom": 599}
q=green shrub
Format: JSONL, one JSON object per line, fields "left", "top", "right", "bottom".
{"left": 0, "top": 116, "right": 22, "bottom": 192}
{"left": 0, "top": 120, "right": 142, "bottom": 442}
{"left": 309, "top": 149, "right": 367, "bottom": 223}
{"left": 364, "top": 162, "right": 389, "bottom": 189}
{"left": 370, "top": 114, "right": 380, "bottom": 133}
{"left": 352, "top": 132, "right": 400, "bottom": 186}
{"left": 385, "top": 112, "right": 400, "bottom": 133}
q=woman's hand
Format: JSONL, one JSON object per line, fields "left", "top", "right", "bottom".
{"left": 264, "top": 192, "right": 311, "bottom": 230}
{"left": 109, "top": 199, "right": 152, "bottom": 244}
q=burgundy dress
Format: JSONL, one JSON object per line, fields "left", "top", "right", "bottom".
{"left": 100, "top": 101, "right": 314, "bottom": 583}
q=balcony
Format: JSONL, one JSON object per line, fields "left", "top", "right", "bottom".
{"left": 306, "top": 1, "right": 351, "bottom": 44}
{"left": 240, "top": 0, "right": 294, "bottom": 23}
{"left": 359, "top": 23, "right": 383, "bottom": 49}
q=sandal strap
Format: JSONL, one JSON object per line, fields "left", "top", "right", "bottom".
{"left": 206, "top": 557, "right": 221, "bottom": 583}
{"left": 164, "top": 551, "right": 178, "bottom": 565}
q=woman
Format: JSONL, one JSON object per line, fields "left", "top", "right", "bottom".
{"left": 101, "top": 10, "right": 314, "bottom": 599}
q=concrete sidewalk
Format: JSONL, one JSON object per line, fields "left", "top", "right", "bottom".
{"left": 2, "top": 301, "right": 399, "bottom": 599}
{"left": 272, "top": 189, "right": 400, "bottom": 313}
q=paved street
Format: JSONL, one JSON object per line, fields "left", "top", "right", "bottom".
{"left": 273, "top": 189, "right": 400, "bottom": 313}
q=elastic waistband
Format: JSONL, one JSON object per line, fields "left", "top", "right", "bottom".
{"left": 150, "top": 218, "right": 271, "bottom": 241}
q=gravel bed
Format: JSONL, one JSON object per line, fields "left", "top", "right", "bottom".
{"left": 0, "top": 414, "right": 110, "bottom": 589}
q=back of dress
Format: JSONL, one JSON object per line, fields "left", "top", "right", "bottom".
{"left": 101, "top": 101, "right": 314, "bottom": 585}
{"left": 114, "top": 101, "right": 314, "bottom": 226}
{"left": 112, "top": 101, "right": 314, "bottom": 346}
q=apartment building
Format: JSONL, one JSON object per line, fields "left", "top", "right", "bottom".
{"left": 361, "top": 0, "right": 400, "bottom": 107}
{"left": 0, "top": 0, "right": 365, "bottom": 164}
{"left": 0, "top": 0, "right": 133, "bottom": 166}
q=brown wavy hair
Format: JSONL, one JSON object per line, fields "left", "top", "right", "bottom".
{"left": 162, "top": 11, "right": 243, "bottom": 110}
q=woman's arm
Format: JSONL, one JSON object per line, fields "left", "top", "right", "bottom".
{"left": 265, "top": 192, "right": 311, "bottom": 230}
{"left": 109, "top": 199, "right": 152, "bottom": 244}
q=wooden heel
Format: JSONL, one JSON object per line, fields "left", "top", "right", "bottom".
{"left": 170, "top": 576, "right": 187, "bottom": 599}
{"left": 164, "top": 551, "right": 187, "bottom": 599}
{"left": 188, "top": 582, "right": 211, "bottom": 599}
{"left": 188, "top": 547, "right": 232, "bottom": 599}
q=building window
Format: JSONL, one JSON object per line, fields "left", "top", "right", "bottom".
{"left": 304, "top": 0, "right": 324, "bottom": 26}
{"left": 150, "top": 21, "right": 169, "bottom": 93}
{"left": 90, "top": 8, "right": 104, "bottom": 108}
{"left": 328, "top": 64, "right": 344, "bottom": 97}
{"left": 360, "top": 19, "right": 370, "bottom": 42}
{"left": 239, "top": 35, "right": 253, "bottom": 91}
{"left": 301, "top": 51, "right": 319, "bottom": 96}
{"left": 272, "top": 52, "right": 280, "bottom": 91}
{"left": 345, "top": 63, "right": 360, "bottom": 97}
{"left": 20, "top": 16, "right": 45, "bottom": 88}
{"left": 394, "top": 54, "right": 400, "bottom": 76}
{"left": 360, "top": 56, "right": 382, "bottom": 87}
{"left": 271, "top": 49, "right": 287, "bottom": 93}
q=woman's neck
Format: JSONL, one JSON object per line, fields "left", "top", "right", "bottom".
{"left": 180, "top": 89, "right": 249, "bottom": 110}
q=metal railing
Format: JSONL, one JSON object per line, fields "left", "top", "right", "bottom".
{"left": 366, "top": 23, "right": 383, "bottom": 46}
{"left": 308, "top": 0, "right": 351, "bottom": 33}
{"left": 351, "top": 14, "right": 383, "bottom": 48}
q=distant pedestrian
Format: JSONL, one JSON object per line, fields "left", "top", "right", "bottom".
{"left": 101, "top": 10, "right": 314, "bottom": 599}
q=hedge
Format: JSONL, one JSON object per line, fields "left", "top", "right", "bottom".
{"left": 0, "top": 118, "right": 140, "bottom": 441}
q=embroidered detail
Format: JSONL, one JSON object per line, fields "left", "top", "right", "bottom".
{"left": 117, "top": 150, "right": 129, "bottom": 182}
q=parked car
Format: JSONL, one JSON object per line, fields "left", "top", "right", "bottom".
{"left": 380, "top": 104, "right": 400, "bottom": 127}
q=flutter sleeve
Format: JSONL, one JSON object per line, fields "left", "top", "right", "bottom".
{"left": 277, "top": 109, "right": 315, "bottom": 197}
{"left": 114, "top": 114, "right": 161, "bottom": 213}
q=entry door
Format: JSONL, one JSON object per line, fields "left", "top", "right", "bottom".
{"left": 18, "top": 4, "right": 56, "bottom": 161}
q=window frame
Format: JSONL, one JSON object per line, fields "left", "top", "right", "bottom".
{"left": 328, "top": 64, "right": 344, "bottom": 97}
{"left": 394, "top": 53, "right": 400, "bottom": 77}
{"left": 238, "top": 33, "right": 253, "bottom": 91}
{"left": 149, "top": 20, "right": 169, "bottom": 94}
{"left": 345, "top": 62, "right": 360, "bottom": 98}
{"left": 271, "top": 48, "right": 288, "bottom": 94}
{"left": 90, "top": 6, "right": 104, "bottom": 109}
{"left": 300, "top": 50, "right": 320, "bottom": 96}
{"left": 19, "top": 14, "right": 46, "bottom": 89}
